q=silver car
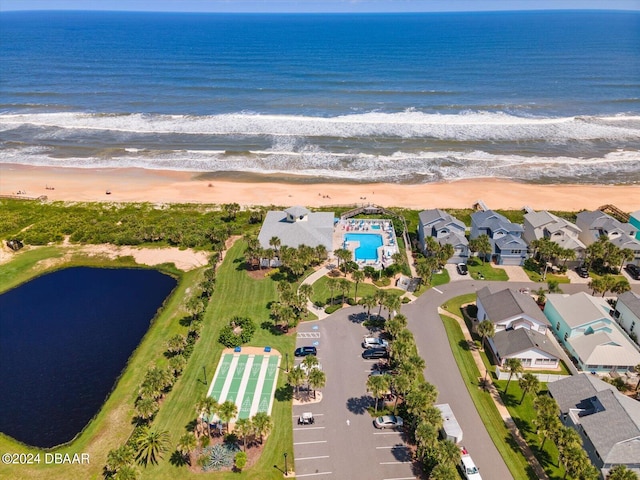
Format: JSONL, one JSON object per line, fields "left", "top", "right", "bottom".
{"left": 374, "top": 415, "right": 403, "bottom": 429}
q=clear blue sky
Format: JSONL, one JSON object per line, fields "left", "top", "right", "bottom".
{"left": 1, "top": 0, "right": 638, "bottom": 12}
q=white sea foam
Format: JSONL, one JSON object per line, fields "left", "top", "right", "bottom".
{"left": 1, "top": 110, "right": 639, "bottom": 142}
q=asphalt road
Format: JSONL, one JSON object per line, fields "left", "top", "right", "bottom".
{"left": 292, "top": 276, "right": 640, "bottom": 479}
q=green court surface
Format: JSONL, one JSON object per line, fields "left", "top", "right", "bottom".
{"left": 206, "top": 351, "right": 281, "bottom": 420}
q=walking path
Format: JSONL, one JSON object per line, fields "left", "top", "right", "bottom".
{"left": 438, "top": 307, "right": 550, "bottom": 480}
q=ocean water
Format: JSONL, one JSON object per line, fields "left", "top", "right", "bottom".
{"left": 0, "top": 10, "right": 639, "bottom": 184}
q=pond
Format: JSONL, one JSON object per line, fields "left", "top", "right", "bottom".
{"left": 0, "top": 267, "right": 177, "bottom": 448}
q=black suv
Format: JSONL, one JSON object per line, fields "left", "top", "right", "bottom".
{"left": 362, "top": 348, "right": 389, "bottom": 360}
{"left": 575, "top": 265, "right": 589, "bottom": 278}
{"left": 295, "top": 346, "right": 317, "bottom": 357}
{"left": 625, "top": 263, "right": 640, "bottom": 280}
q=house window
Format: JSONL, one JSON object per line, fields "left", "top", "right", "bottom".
{"left": 556, "top": 322, "right": 560, "bottom": 331}
{"left": 602, "top": 365, "right": 613, "bottom": 370}
{"left": 564, "top": 332, "right": 568, "bottom": 341}
{"left": 631, "top": 321, "right": 636, "bottom": 332}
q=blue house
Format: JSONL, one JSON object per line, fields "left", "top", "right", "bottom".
{"left": 544, "top": 292, "right": 640, "bottom": 374}
{"left": 470, "top": 210, "right": 528, "bottom": 266}
{"left": 417, "top": 209, "right": 469, "bottom": 264}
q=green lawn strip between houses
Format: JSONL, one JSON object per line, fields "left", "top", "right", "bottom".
{"left": 143, "top": 239, "right": 294, "bottom": 480}
{"left": 440, "top": 291, "right": 536, "bottom": 480}
{"left": 0, "top": 247, "right": 194, "bottom": 480}
{"left": 467, "top": 257, "right": 509, "bottom": 281}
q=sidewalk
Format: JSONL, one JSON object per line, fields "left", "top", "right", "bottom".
{"left": 439, "top": 308, "right": 549, "bottom": 480}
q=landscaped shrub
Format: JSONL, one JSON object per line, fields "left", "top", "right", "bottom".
{"left": 401, "top": 296, "right": 411, "bottom": 304}
{"left": 325, "top": 304, "right": 342, "bottom": 314}
{"left": 218, "top": 316, "right": 256, "bottom": 347}
{"left": 234, "top": 451, "right": 247, "bottom": 471}
{"left": 201, "top": 443, "right": 240, "bottom": 471}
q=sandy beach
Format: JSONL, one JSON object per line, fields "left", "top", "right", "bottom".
{"left": 1, "top": 164, "right": 638, "bottom": 212}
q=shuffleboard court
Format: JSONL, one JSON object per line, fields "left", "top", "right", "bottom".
{"left": 206, "top": 349, "right": 281, "bottom": 422}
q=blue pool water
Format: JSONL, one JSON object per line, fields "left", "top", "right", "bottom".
{"left": 344, "top": 233, "right": 383, "bottom": 261}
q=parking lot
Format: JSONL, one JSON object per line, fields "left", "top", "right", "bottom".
{"left": 292, "top": 309, "right": 418, "bottom": 479}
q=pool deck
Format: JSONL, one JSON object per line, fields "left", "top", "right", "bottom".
{"left": 333, "top": 218, "right": 399, "bottom": 269}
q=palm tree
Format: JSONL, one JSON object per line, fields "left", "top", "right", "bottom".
{"left": 384, "top": 294, "right": 402, "bottom": 320}
{"left": 165, "top": 334, "right": 187, "bottom": 355}
{"left": 436, "top": 439, "right": 461, "bottom": 467}
{"left": 554, "top": 426, "right": 582, "bottom": 470}
{"left": 385, "top": 315, "right": 407, "bottom": 340}
{"left": 405, "top": 384, "right": 439, "bottom": 420}
{"left": 476, "top": 319, "right": 495, "bottom": 352}
{"left": 618, "top": 248, "right": 635, "bottom": 273}
{"left": 430, "top": 463, "right": 458, "bottom": 480}
{"left": 251, "top": 412, "right": 273, "bottom": 445}
{"left": 327, "top": 277, "right": 339, "bottom": 305}
{"left": 362, "top": 295, "right": 376, "bottom": 321}
{"left": 635, "top": 364, "right": 640, "bottom": 391}
{"left": 374, "top": 289, "right": 387, "bottom": 318}
{"left": 106, "top": 444, "right": 135, "bottom": 474}
{"left": 391, "top": 374, "right": 412, "bottom": 414}
{"left": 135, "top": 397, "right": 159, "bottom": 423}
{"left": 367, "top": 374, "right": 391, "bottom": 411}
{"left": 518, "top": 373, "right": 540, "bottom": 404}
{"left": 298, "top": 283, "right": 314, "bottom": 306}
{"left": 314, "top": 244, "right": 328, "bottom": 264}
{"left": 135, "top": 427, "right": 170, "bottom": 466}
{"left": 302, "top": 353, "right": 319, "bottom": 372}
{"left": 437, "top": 243, "right": 455, "bottom": 268}
{"left": 612, "top": 278, "right": 631, "bottom": 295}
{"left": 196, "top": 396, "right": 219, "bottom": 437}
{"left": 169, "top": 354, "right": 187, "bottom": 377}
{"left": 218, "top": 400, "right": 238, "bottom": 434}
{"left": 288, "top": 366, "right": 306, "bottom": 397}
{"left": 338, "top": 278, "right": 351, "bottom": 305}
{"left": 471, "top": 234, "right": 492, "bottom": 264}
{"left": 334, "top": 248, "right": 353, "bottom": 276}
{"left": 590, "top": 274, "right": 616, "bottom": 297}
{"left": 352, "top": 269, "right": 365, "bottom": 301}
{"left": 414, "top": 419, "right": 438, "bottom": 456}
{"left": 233, "top": 418, "right": 252, "bottom": 451}
{"left": 533, "top": 395, "right": 561, "bottom": 449}
{"left": 504, "top": 358, "right": 523, "bottom": 393}
{"left": 608, "top": 464, "right": 639, "bottom": 480}
{"left": 269, "top": 236, "right": 281, "bottom": 257}
{"left": 176, "top": 432, "right": 197, "bottom": 465}
{"left": 563, "top": 445, "right": 589, "bottom": 480}
{"left": 308, "top": 368, "right": 326, "bottom": 399}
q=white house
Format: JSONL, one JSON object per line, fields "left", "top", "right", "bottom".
{"left": 488, "top": 328, "right": 561, "bottom": 369}
{"left": 615, "top": 291, "right": 640, "bottom": 344}
{"left": 523, "top": 210, "right": 585, "bottom": 262}
{"left": 476, "top": 286, "right": 549, "bottom": 333}
{"left": 257, "top": 206, "right": 335, "bottom": 252}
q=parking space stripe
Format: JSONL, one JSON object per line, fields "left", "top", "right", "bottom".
{"left": 294, "top": 440, "right": 328, "bottom": 445}
{"left": 296, "top": 455, "right": 330, "bottom": 460}
{"left": 373, "top": 431, "right": 402, "bottom": 435}
{"left": 293, "top": 413, "right": 324, "bottom": 417}
{"left": 295, "top": 473, "right": 332, "bottom": 478}
{"left": 375, "top": 445, "right": 409, "bottom": 449}
{"left": 293, "top": 426, "right": 325, "bottom": 431}
{"left": 382, "top": 477, "right": 416, "bottom": 480}
{"left": 380, "top": 461, "right": 413, "bottom": 465}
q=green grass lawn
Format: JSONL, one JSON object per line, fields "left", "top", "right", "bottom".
{"left": 310, "top": 275, "right": 404, "bottom": 306}
{"left": 523, "top": 269, "right": 571, "bottom": 284}
{"left": 467, "top": 257, "right": 509, "bottom": 281}
{"left": 143, "top": 240, "right": 294, "bottom": 480}
{"left": 431, "top": 268, "right": 450, "bottom": 287}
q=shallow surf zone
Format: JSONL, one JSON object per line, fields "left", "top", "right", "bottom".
{"left": 1, "top": 110, "right": 639, "bottom": 184}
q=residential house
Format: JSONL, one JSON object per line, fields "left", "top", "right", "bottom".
{"left": 544, "top": 292, "right": 640, "bottom": 374}
{"left": 417, "top": 209, "right": 469, "bottom": 264}
{"left": 547, "top": 373, "right": 640, "bottom": 477}
{"left": 523, "top": 210, "right": 585, "bottom": 263}
{"left": 576, "top": 210, "right": 640, "bottom": 265}
{"left": 257, "top": 206, "right": 335, "bottom": 253}
{"left": 476, "top": 286, "right": 550, "bottom": 333}
{"left": 615, "top": 291, "right": 640, "bottom": 344}
{"left": 488, "top": 327, "right": 561, "bottom": 369}
{"left": 470, "top": 210, "right": 528, "bottom": 265}
{"left": 630, "top": 210, "right": 640, "bottom": 241}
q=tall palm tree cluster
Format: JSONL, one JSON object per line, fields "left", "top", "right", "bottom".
{"left": 584, "top": 235, "right": 635, "bottom": 275}
{"left": 588, "top": 274, "right": 631, "bottom": 298}
{"left": 243, "top": 234, "right": 328, "bottom": 278}
{"left": 367, "top": 314, "right": 462, "bottom": 478}
{"left": 270, "top": 280, "right": 314, "bottom": 330}
{"left": 288, "top": 354, "right": 327, "bottom": 400}
{"left": 528, "top": 237, "right": 577, "bottom": 271}
{"left": 360, "top": 289, "right": 402, "bottom": 322}
{"left": 532, "top": 395, "right": 602, "bottom": 480}
{"left": 103, "top": 256, "right": 219, "bottom": 479}
{"left": 415, "top": 236, "right": 455, "bottom": 289}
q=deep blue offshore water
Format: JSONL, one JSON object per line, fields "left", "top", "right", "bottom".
{"left": 0, "top": 267, "right": 176, "bottom": 448}
{"left": 0, "top": 11, "right": 639, "bottom": 183}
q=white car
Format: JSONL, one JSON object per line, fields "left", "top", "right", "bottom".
{"left": 362, "top": 337, "right": 389, "bottom": 349}
{"left": 374, "top": 415, "right": 403, "bottom": 429}
{"left": 460, "top": 447, "right": 482, "bottom": 480}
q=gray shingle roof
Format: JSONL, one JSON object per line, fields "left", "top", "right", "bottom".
{"left": 473, "top": 210, "right": 523, "bottom": 234}
{"left": 494, "top": 234, "right": 528, "bottom": 249}
{"left": 618, "top": 291, "right": 640, "bottom": 317}
{"left": 492, "top": 328, "right": 561, "bottom": 358}
{"left": 548, "top": 374, "right": 640, "bottom": 465}
{"left": 477, "top": 286, "right": 549, "bottom": 326}
{"left": 258, "top": 209, "right": 334, "bottom": 251}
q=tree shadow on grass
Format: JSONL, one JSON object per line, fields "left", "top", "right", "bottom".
{"left": 260, "top": 321, "right": 284, "bottom": 336}
{"left": 169, "top": 450, "right": 186, "bottom": 467}
{"left": 346, "top": 395, "right": 373, "bottom": 415}
{"left": 458, "top": 339, "right": 471, "bottom": 351}
{"left": 185, "top": 418, "right": 198, "bottom": 433}
{"left": 503, "top": 433, "right": 539, "bottom": 480}
{"left": 499, "top": 389, "right": 519, "bottom": 408}
{"left": 275, "top": 384, "right": 293, "bottom": 402}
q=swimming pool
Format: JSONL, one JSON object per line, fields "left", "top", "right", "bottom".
{"left": 344, "top": 233, "right": 383, "bottom": 261}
